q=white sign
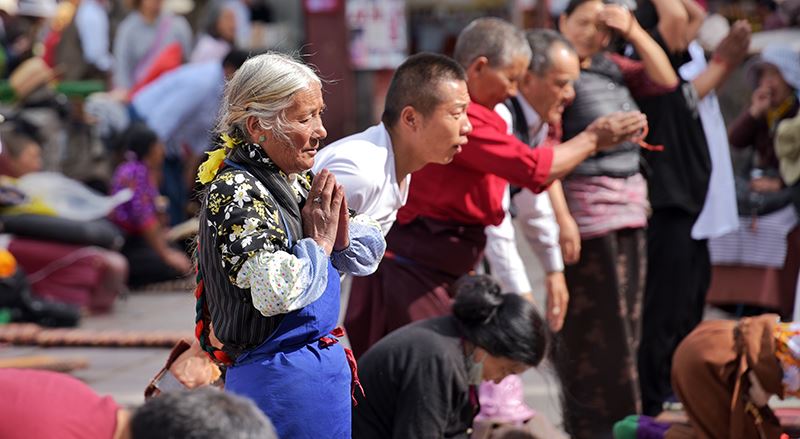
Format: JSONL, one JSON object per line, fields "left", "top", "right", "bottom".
{"left": 347, "top": 0, "right": 408, "bottom": 70}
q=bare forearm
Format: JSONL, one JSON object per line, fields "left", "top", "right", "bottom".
{"left": 627, "top": 26, "right": 679, "bottom": 87}
{"left": 691, "top": 59, "right": 729, "bottom": 100}
{"left": 547, "top": 180, "right": 571, "bottom": 222}
{"left": 682, "top": 0, "right": 706, "bottom": 43}
{"left": 651, "top": 0, "right": 689, "bottom": 52}
{"left": 547, "top": 132, "right": 598, "bottom": 182}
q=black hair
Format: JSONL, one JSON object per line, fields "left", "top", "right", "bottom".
{"left": 0, "top": 115, "right": 42, "bottom": 158}
{"left": 131, "top": 388, "right": 277, "bottom": 439}
{"left": 451, "top": 274, "right": 549, "bottom": 366}
{"left": 124, "top": 122, "right": 159, "bottom": 160}
{"left": 526, "top": 29, "right": 577, "bottom": 76}
{"left": 381, "top": 52, "right": 467, "bottom": 128}
{"left": 564, "top": 0, "right": 636, "bottom": 16}
{"left": 222, "top": 49, "right": 251, "bottom": 72}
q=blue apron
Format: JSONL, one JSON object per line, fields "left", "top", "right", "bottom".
{"left": 222, "top": 167, "right": 350, "bottom": 438}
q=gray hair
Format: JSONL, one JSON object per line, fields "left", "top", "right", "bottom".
{"left": 526, "top": 29, "right": 577, "bottom": 77}
{"left": 131, "top": 388, "right": 277, "bottom": 439}
{"left": 453, "top": 18, "right": 532, "bottom": 69}
{"left": 216, "top": 52, "right": 321, "bottom": 145}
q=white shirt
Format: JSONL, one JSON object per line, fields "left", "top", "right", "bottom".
{"left": 679, "top": 41, "right": 739, "bottom": 239}
{"left": 313, "top": 123, "right": 410, "bottom": 236}
{"left": 484, "top": 99, "right": 563, "bottom": 294}
{"left": 75, "top": 0, "right": 112, "bottom": 71}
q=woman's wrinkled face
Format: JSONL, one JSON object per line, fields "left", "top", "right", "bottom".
{"left": 217, "top": 7, "right": 237, "bottom": 43}
{"left": 264, "top": 83, "right": 327, "bottom": 174}
{"left": 559, "top": 0, "right": 611, "bottom": 60}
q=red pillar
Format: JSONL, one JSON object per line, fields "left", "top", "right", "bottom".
{"left": 304, "top": 1, "right": 356, "bottom": 142}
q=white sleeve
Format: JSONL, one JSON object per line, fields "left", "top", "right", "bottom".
{"left": 484, "top": 188, "right": 532, "bottom": 294}
{"left": 234, "top": 238, "right": 329, "bottom": 317}
{"left": 513, "top": 188, "right": 564, "bottom": 273}
{"left": 75, "top": 2, "right": 113, "bottom": 71}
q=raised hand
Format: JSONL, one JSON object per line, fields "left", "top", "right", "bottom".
{"left": 714, "top": 20, "right": 752, "bottom": 69}
{"left": 599, "top": 4, "right": 639, "bottom": 39}
{"left": 301, "top": 169, "right": 343, "bottom": 255}
{"left": 750, "top": 86, "right": 772, "bottom": 119}
{"left": 333, "top": 186, "right": 350, "bottom": 251}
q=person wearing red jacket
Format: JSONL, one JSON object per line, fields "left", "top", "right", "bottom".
{"left": 345, "top": 17, "right": 648, "bottom": 357}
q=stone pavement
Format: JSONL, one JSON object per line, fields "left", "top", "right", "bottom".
{"left": 0, "top": 219, "right": 565, "bottom": 426}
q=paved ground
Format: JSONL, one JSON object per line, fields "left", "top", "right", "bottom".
{"left": 0, "top": 220, "right": 567, "bottom": 430}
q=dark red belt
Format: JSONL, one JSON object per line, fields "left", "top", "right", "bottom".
{"left": 319, "top": 327, "right": 365, "bottom": 405}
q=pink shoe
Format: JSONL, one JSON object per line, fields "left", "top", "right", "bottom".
{"left": 475, "top": 374, "right": 536, "bottom": 424}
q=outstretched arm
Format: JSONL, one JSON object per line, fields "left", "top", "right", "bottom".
{"left": 691, "top": 20, "right": 751, "bottom": 100}
{"left": 600, "top": 4, "right": 679, "bottom": 88}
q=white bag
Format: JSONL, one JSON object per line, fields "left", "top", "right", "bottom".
{"left": 16, "top": 172, "right": 132, "bottom": 222}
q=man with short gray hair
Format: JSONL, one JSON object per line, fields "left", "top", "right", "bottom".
{"left": 347, "top": 18, "right": 648, "bottom": 357}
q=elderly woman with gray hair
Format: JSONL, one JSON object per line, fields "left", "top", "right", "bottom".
{"left": 192, "top": 52, "right": 385, "bottom": 438}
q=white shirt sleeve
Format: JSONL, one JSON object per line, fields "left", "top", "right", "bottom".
{"left": 75, "top": 1, "right": 113, "bottom": 71}
{"left": 513, "top": 188, "right": 564, "bottom": 273}
{"left": 484, "top": 188, "right": 533, "bottom": 294}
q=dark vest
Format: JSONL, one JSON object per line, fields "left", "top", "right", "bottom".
{"left": 562, "top": 53, "right": 640, "bottom": 177}
{"left": 506, "top": 96, "right": 530, "bottom": 145}
{"left": 198, "top": 170, "right": 283, "bottom": 359}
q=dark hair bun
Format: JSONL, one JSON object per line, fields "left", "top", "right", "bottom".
{"left": 452, "top": 274, "right": 503, "bottom": 326}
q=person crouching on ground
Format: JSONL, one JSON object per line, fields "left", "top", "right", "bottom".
{"left": 353, "top": 274, "right": 550, "bottom": 438}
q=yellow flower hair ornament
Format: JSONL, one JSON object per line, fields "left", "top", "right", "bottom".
{"left": 197, "top": 133, "right": 241, "bottom": 184}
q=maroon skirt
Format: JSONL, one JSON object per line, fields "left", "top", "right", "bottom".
{"left": 345, "top": 217, "right": 486, "bottom": 358}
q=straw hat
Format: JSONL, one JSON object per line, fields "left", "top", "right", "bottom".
{"left": 9, "top": 57, "right": 56, "bottom": 101}
{"left": 776, "top": 113, "right": 800, "bottom": 186}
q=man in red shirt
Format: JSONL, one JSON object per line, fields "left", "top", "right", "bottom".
{"left": 346, "top": 17, "right": 648, "bottom": 357}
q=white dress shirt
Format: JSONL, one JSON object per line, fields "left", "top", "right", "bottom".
{"left": 484, "top": 97, "right": 563, "bottom": 294}
{"left": 313, "top": 123, "right": 410, "bottom": 236}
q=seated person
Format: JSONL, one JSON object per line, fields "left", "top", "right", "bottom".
{"left": 0, "top": 368, "right": 277, "bottom": 439}
{"left": 0, "top": 118, "right": 127, "bottom": 313}
{"left": 0, "top": 117, "right": 43, "bottom": 178}
{"left": 109, "top": 123, "right": 192, "bottom": 287}
{"left": 708, "top": 43, "right": 800, "bottom": 318}
{"left": 353, "top": 274, "right": 551, "bottom": 438}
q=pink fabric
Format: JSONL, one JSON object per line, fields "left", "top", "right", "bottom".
{"left": 562, "top": 173, "right": 649, "bottom": 240}
{"left": 475, "top": 374, "right": 536, "bottom": 424}
{"left": 9, "top": 238, "right": 128, "bottom": 313}
{"left": 0, "top": 369, "right": 119, "bottom": 439}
